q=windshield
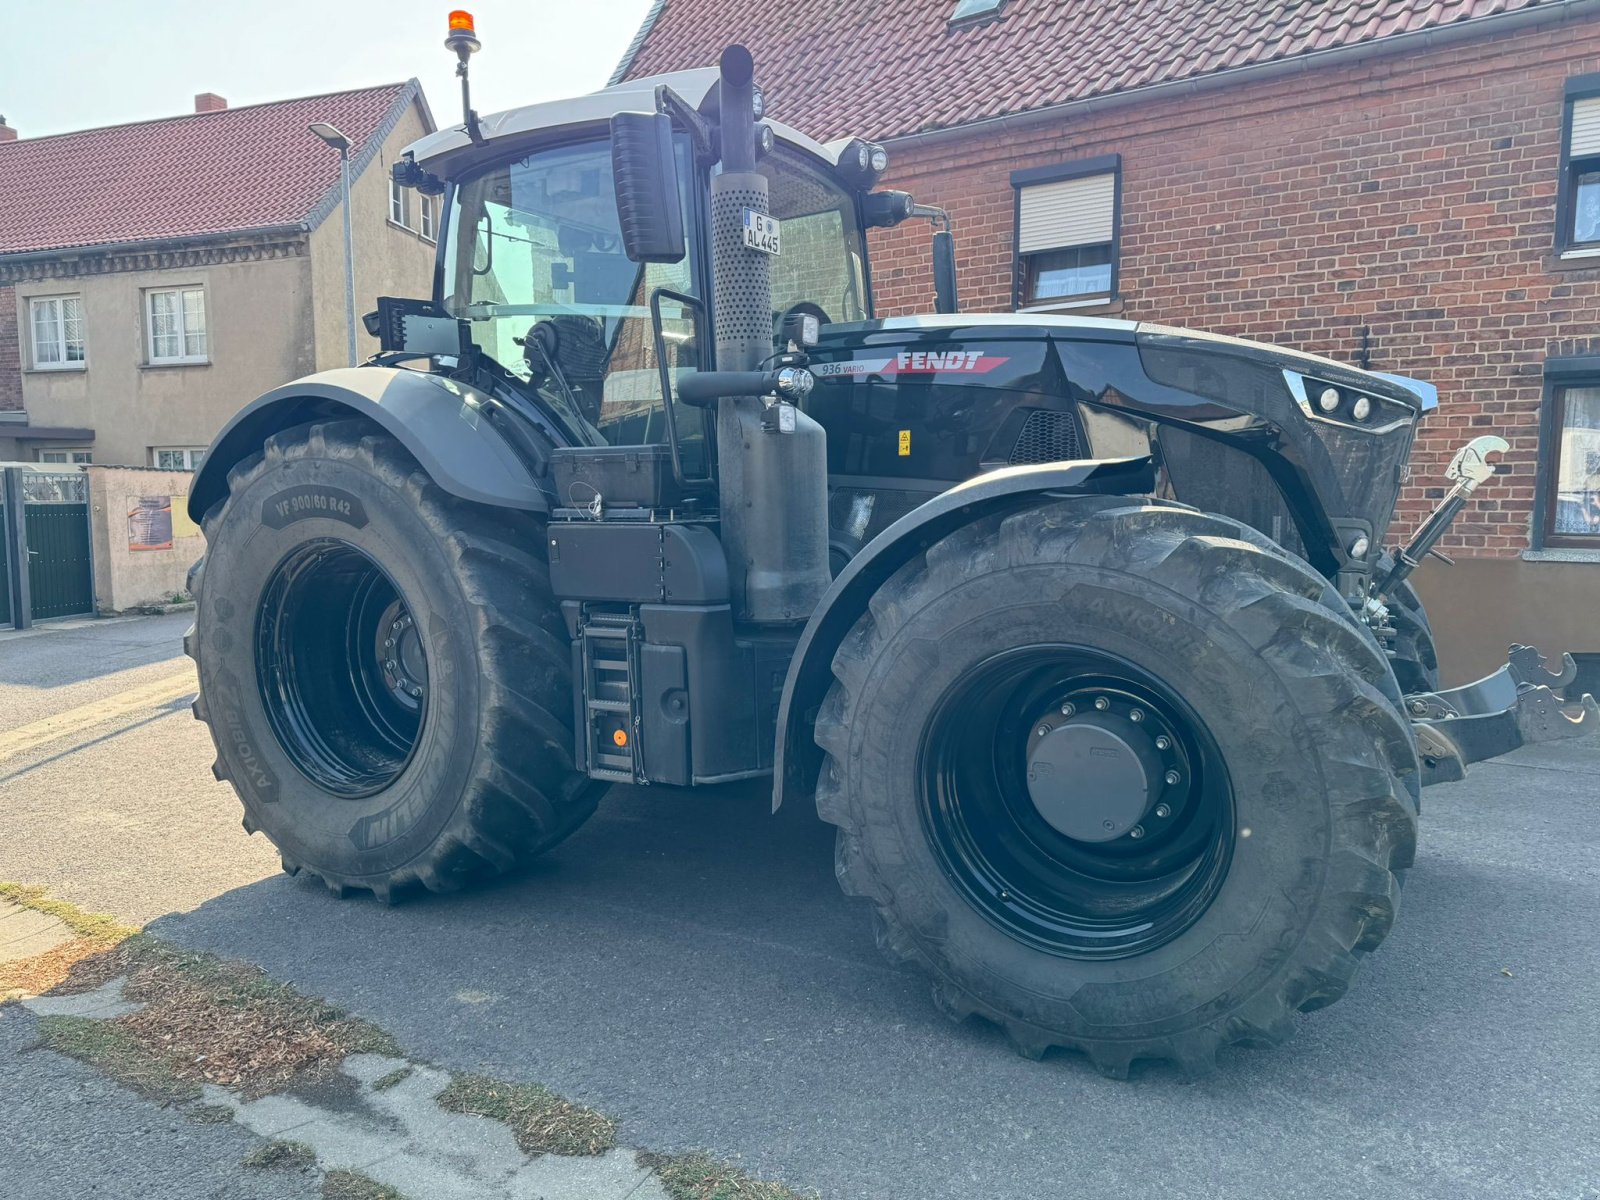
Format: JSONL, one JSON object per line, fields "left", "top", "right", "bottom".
{"left": 759, "top": 149, "right": 869, "bottom": 327}
{"left": 442, "top": 136, "right": 704, "bottom": 462}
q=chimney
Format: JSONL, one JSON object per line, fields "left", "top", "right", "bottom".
{"left": 0, "top": 116, "right": 16, "bottom": 142}
{"left": 194, "top": 93, "right": 227, "bottom": 114}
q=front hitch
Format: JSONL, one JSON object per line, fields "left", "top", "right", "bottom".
{"left": 1409, "top": 645, "right": 1599, "bottom": 786}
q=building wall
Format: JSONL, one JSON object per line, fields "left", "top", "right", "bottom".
{"left": 11, "top": 251, "right": 314, "bottom": 466}
{"left": 0, "top": 285, "right": 20, "bottom": 411}
{"left": 865, "top": 16, "right": 1600, "bottom": 673}
{"left": 85, "top": 465, "right": 205, "bottom": 614}
{"left": 309, "top": 100, "right": 438, "bottom": 369}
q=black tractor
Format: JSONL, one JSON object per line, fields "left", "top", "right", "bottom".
{"left": 185, "top": 28, "right": 1595, "bottom": 1075}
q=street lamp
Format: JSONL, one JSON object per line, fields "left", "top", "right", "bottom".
{"left": 309, "top": 122, "right": 358, "bottom": 368}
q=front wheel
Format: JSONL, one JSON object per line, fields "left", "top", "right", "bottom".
{"left": 187, "top": 419, "right": 599, "bottom": 901}
{"left": 815, "top": 498, "right": 1418, "bottom": 1075}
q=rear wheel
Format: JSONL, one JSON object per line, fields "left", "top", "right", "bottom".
{"left": 816, "top": 498, "right": 1418, "bottom": 1074}
{"left": 187, "top": 419, "right": 599, "bottom": 901}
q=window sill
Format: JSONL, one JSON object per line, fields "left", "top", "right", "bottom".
{"left": 1523, "top": 546, "right": 1600, "bottom": 563}
{"left": 140, "top": 360, "right": 211, "bottom": 370}
{"left": 25, "top": 364, "right": 87, "bottom": 374}
{"left": 1545, "top": 247, "right": 1600, "bottom": 271}
{"left": 387, "top": 219, "right": 436, "bottom": 245}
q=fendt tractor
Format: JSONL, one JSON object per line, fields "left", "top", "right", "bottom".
{"left": 185, "top": 16, "right": 1596, "bottom": 1075}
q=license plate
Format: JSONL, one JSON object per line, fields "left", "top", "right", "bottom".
{"left": 743, "top": 210, "right": 781, "bottom": 255}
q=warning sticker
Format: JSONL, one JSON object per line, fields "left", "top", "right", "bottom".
{"left": 898, "top": 430, "right": 911, "bottom": 456}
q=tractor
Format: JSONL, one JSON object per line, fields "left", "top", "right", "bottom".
{"left": 184, "top": 18, "right": 1596, "bottom": 1076}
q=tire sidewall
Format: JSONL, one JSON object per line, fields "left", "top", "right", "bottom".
{"left": 842, "top": 560, "right": 1335, "bottom": 1039}
{"left": 197, "top": 446, "right": 482, "bottom": 881}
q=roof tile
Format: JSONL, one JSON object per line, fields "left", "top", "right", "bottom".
{"left": 619, "top": 0, "right": 1565, "bottom": 140}
{"left": 0, "top": 83, "right": 411, "bottom": 256}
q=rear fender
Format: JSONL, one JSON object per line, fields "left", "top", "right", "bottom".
{"left": 187, "top": 367, "right": 552, "bottom": 523}
{"left": 771, "top": 456, "right": 1156, "bottom": 812}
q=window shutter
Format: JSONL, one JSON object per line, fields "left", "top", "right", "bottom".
{"left": 1572, "top": 96, "right": 1600, "bottom": 159}
{"left": 1018, "top": 173, "right": 1115, "bottom": 254}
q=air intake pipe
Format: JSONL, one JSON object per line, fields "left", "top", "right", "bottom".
{"left": 709, "top": 45, "right": 831, "bottom": 624}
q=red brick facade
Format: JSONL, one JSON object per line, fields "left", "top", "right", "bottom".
{"left": 0, "top": 286, "right": 21, "bottom": 412}
{"left": 866, "top": 19, "right": 1600, "bottom": 557}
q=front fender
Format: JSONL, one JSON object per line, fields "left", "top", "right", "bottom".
{"left": 187, "top": 367, "right": 550, "bottom": 523}
{"left": 771, "top": 456, "right": 1156, "bottom": 812}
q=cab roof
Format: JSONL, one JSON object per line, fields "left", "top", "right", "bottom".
{"left": 404, "top": 66, "right": 843, "bottom": 178}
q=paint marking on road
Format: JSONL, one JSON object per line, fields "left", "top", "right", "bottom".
{"left": 0, "top": 668, "right": 198, "bottom": 765}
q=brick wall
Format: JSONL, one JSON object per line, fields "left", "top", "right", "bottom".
{"left": 0, "top": 286, "right": 21, "bottom": 411}
{"left": 867, "top": 19, "right": 1600, "bottom": 557}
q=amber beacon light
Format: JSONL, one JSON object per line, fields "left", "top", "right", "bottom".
{"left": 446, "top": 10, "right": 480, "bottom": 57}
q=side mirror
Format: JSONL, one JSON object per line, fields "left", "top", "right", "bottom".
{"left": 932, "top": 228, "right": 959, "bottom": 315}
{"left": 611, "top": 112, "right": 686, "bottom": 264}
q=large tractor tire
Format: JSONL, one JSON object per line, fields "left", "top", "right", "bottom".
{"left": 1377, "top": 552, "right": 1440, "bottom": 694}
{"left": 186, "top": 419, "right": 598, "bottom": 902}
{"left": 815, "top": 498, "right": 1418, "bottom": 1076}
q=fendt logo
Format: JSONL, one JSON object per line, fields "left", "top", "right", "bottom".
{"left": 813, "top": 350, "right": 1010, "bottom": 379}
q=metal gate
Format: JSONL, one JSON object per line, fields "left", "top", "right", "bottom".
{"left": 0, "top": 493, "right": 10, "bottom": 626}
{"left": 2, "top": 467, "right": 94, "bottom": 627}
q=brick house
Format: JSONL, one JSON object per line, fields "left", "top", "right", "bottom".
{"left": 0, "top": 83, "right": 437, "bottom": 470}
{"left": 617, "top": 0, "right": 1600, "bottom": 683}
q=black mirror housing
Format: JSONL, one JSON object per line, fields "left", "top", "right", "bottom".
{"left": 862, "top": 190, "right": 915, "bottom": 229}
{"left": 932, "top": 229, "right": 959, "bottom": 315}
{"left": 611, "top": 112, "right": 687, "bottom": 264}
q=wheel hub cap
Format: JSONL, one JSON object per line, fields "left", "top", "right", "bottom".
{"left": 1026, "top": 716, "right": 1159, "bottom": 842}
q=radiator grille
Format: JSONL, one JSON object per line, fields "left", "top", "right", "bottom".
{"left": 1010, "top": 410, "right": 1082, "bottom": 465}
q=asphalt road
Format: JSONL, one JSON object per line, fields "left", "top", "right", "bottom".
{"left": 2, "top": 614, "right": 1598, "bottom": 1200}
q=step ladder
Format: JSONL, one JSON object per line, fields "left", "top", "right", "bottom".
{"left": 580, "top": 610, "right": 642, "bottom": 784}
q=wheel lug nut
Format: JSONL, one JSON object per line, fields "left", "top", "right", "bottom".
{"left": 1060, "top": 703, "right": 1075, "bottom": 717}
{"left": 1129, "top": 825, "right": 1145, "bottom": 839}
{"left": 1094, "top": 696, "right": 1110, "bottom": 711}
{"left": 1155, "top": 736, "right": 1171, "bottom": 751}
{"left": 385, "top": 638, "right": 394, "bottom": 648}
{"left": 1129, "top": 708, "right": 1144, "bottom": 723}
{"left": 1165, "top": 769, "right": 1181, "bottom": 786}
{"left": 1037, "top": 725, "right": 1052, "bottom": 737}
{"left": 1155, "top": 803, "right": 1172, "bottom": 818}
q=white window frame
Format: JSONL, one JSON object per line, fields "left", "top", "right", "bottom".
{"left": 419, "top": 194, "right": 435, "bottom": 241}
{"left": 151, "top": 447, "right": 207, "bottom": 471}
{"left": 28, "top": 294, "right": 86, "bottom": 370}
{"left": 37, "top": 448, "right": 92, "bottom": 464}
{"left": 389, "top": 178, "right": 411, "bottom": 228}
{"left": 146, "top": 287, "right": 208, "bottom": 364}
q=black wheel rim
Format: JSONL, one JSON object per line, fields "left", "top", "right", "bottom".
{"left": 255, "top": 539, "right": 427, "bottom": 798}
{"left": 919, "top": 645, "right": 1234, "bottom": 960}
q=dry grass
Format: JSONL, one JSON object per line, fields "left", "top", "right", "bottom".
{"left": 638, "top": 1152, "right": 820, "bottom": 1200}
{"left": 322, "top": 1168, "right": 407, "bottom": 1200}
{"left": 31, "top": 935, "right": 398, "bottom": 1099}
{"left": 242, "top": 1139, "right": 317, "bottom": 1170}
{"left": 371, "top": 1065, "right": 413, "bottom": 1091}
{"left": 0, "top": 883, "right": 140, "bottom": 999}
{"left": 34, "top": 1014, "right": 200, "bottom": 1104}
{"left": 187, "top": 1102, "right": 236, "bottom": 1125}
{"left": 436, "top": 1072, "right": 616, "bottom": 1156}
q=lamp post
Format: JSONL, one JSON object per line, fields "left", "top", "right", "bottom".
{"left": 309, "top": 122, "right": 357, "bottom": 367}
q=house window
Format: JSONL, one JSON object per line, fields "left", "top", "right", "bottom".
{"left": 1013, "top": 156, "right": 1119, "bottom": 309}
{"left": 37, "top": 449, "right": 92, "bottom": 464}
{"left": 389, "top": 178, "right": 410, "bottom": 227}
{"left": 29, "top": 295, "right": 86, "bottom": 369}
{"left": 1560, "top": 78, "right": 1600, "bottom": 251}
{"left": 152, "top": 448, "right": 207, "bottom": 471}
{"left": 419, "top": 194, "right": 435, "bottom": 241}
{"left": 1543, "top": 383, "right": 1600, "bottom": 545}
{"left": 147, "top": 287, "right": 207, "bottom": 363}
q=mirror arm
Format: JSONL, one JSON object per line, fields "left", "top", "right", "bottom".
{"left": 655, "top": 85, "right": 716, "bottom": 164}
{"left": 911, "top": 203, "right": 951, "bottom": 234}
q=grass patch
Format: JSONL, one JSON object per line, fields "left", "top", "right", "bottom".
{"left": 322, "top": 1168, "right": 407, "bottom": 1200}
{"left": 436, "top": 1072, "right": 615, "bottom": 1156}
{"left": 187, "top": 1102, "right": 236, "bottom": 1125}
{"left": 0, "top": 883, "right": 140, "bottom": 998}
{"left": 242, "top": 1139, "right": 316, "bottom": 1170}
{"left": 34, "top": 1014, "right": 198, "bottom": 1104}
{"left": 371, "top": 1065, "right": 413, "bottom": 1091}
{"left": 639, "top": 1151, "right": 818, "bottom": 1200}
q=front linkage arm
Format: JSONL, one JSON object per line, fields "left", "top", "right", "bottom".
{"left": 1408, "top": 645, "right": 1599, "bottom": 786}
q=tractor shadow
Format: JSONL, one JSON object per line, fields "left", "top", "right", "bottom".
{"left": 146, "top": 769, "right": 1600, "bottom": 1200}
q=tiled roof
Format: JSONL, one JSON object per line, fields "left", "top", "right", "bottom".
{"left": 0, "top": 83, "right": 418, "bottom": 257}
{"left": 619, "top": 0, "right": 1561, "bottom": 141}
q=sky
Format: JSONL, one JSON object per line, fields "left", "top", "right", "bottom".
{"left": 0, "top": 0, "right": 660, "bottom": 139}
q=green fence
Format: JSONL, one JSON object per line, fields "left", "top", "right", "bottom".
{"left": 2, "top": 468, "right": 94, "bottom": 627}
